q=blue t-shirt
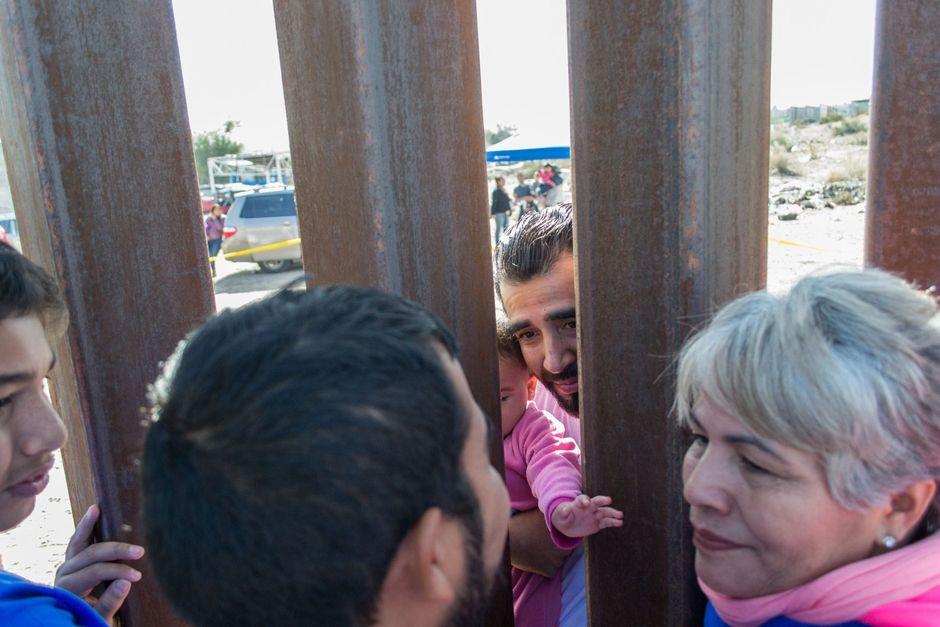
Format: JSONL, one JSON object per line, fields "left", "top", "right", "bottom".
{"left": 705, "top": 602, "right": 865, "bottom": 627}
{"left": 0, "top": 570, "right": 106, "bottom": 626}
{"left": 513, "top": 184, "right": 532, "bottom": 198}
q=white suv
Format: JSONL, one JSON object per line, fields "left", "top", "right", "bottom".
{"left": 221, "top": 189, "right": 301, "bottom": 273}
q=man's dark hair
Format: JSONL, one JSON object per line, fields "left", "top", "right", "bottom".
{"left": 142, "top": 285, "right": 481, "bottom": 626}
{"left": 494, "top": 203, "right": 573, "bottom": 303}
{"left": 0, "top": 241, "right": 67, "bottom": 331}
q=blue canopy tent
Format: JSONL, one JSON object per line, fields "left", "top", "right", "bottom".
{"left": 485, "top": 127, "right": 570, "bottom": 163}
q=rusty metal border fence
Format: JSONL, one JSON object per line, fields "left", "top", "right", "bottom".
{"left": 0, "top": 0, "right": 936, "bottom": 625}
{"left": 865, "top": 1, "right": 940, "bottom": 290}
{"left": 271, "top": 0, "right": 512, "bottom": 623}
{"left": 270, "top": 0, "right": 502, "bottom": 445}
{"left": 0, "top": 0, "right": 210, "bottom": 624}
{"left": 568, "top": 1, "right": 771, "bottom": 624}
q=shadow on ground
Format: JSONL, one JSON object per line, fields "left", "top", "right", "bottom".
{"left": 213, "top": 267, "right": 305, "bottom": 294}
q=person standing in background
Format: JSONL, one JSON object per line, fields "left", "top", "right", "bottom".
{"left": 204, "top": 204, "right": 225, "bottom": 278}
{"left": 491, "top": 176, "right": 512, "bottom": 246}
{"left": 513, "top": 173, "right": 537, "bottom": 218}
{"left": 543, "top": 165, "right": 565, "bottom": 206}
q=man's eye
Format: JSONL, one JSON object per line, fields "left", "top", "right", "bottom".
{"left": 516, "top": 330, "right": 537, "bottom": 341}
{"left": 562, "top": 319, "right": 577, "bottom": 330}
{"left": 0, "top": 396, "right": 11, "bottom": 409}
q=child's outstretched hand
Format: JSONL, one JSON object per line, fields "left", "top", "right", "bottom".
{"left": 551, "top": 494, "right": 624, "bottom": 538}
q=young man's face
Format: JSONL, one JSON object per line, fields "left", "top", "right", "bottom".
{"left": 499, "top": 251, "right": 579, "bottom": 415}
{"left": 0, "top": 316, "right": 66, "bottom": 532}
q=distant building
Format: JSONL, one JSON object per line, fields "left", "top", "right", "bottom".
{"left": 850, "top": 99, "right": 870, "bottom": 115}
{"left": 789, "top": 105, "right": 823, "bottom": 124}
{"left": 829, "top": 103, "right": 855, "bottom": 116}
{"left": 782, "top": 99, "right": 870, "bottom": 123}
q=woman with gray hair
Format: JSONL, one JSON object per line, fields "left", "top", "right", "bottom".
{"left": 676, "top": 269, "right": 940, "bottom": 626}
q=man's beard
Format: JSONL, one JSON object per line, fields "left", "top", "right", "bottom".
{"left": 444, "top": 514, "right": 502, "bottom": 627}
{"left": 541, "top": 362, "right": 579, "bottom": 415}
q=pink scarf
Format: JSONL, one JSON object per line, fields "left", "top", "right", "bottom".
{"left": 701, "top": 532, "right": 940, "bottom": 626}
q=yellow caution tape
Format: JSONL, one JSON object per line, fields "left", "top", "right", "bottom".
{"left": 768, "top": 237, "right": 830, "bottom": 253}
{"left": 209, "top": 238, "right": 302, "bottom": 262}
{"left": 212, "top": 235, "right": 827, "bottom": 262}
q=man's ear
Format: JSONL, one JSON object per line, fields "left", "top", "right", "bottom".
{"left": 381, "top": 508, "right": 463, "bottom": 604}
{"left": 526, "top": 375, "right": 538, "bottom": 401}
{"left": 884, "top": 479, "right": 938, "bottom": 542}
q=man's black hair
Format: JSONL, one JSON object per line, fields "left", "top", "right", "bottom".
{"left": 142, "top": 285, "right": 481, "bottom": 626}
{"left": 0, "top": 241, "right": 67, "bottom": 330}
{"left": 494, "top": 203, "right": 573, "bottom": 303}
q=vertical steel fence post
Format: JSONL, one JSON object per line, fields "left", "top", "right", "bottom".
{"left": 0, "top": 1, "right": 211, "bottom": 624}
{"left": 272, "top": 1, "right": 511, "bottom": 623}
{"left": 866, "top": 1, "right": 940, "bottom": 289}
{"left": 568, "top": 2, "right": 771, "bottom": 623}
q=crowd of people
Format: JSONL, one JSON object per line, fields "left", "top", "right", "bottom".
{"left": 490, "top": 165, "right": 565, "bottom": 246}
{"left": 0, "top": 202, "right": 939, "bottom": 626}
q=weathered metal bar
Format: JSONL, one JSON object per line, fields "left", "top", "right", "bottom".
{"left": 272, "top": 1, "right": 511, "bottom": 623}
{"left": 0, "top": 1, "right": 211, "bottom": 624}
{"left": 568, "top": 1, "right": 771, "bottom": 624}
{"left": 865, "top": 1, "right": 940, "bottom": 289}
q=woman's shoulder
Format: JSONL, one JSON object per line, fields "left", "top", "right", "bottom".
{"left": 704, "top": 603, "right": 865, "bottom": 627}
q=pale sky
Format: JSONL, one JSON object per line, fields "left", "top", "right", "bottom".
{"left": 172, "top": 0, "right": 876, "bottom": 152}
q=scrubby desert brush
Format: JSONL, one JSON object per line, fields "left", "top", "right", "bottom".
{"left": 809, "top": 141, "right": 825, "bottom": 160}
{"left": 771, "top": 132, "right": 793, "bottom": 151}
{"left": 833, "top": 118, "right": 868, "bottom": 136}
{"left": 819, "top": 113, "right": 845, "bottom": 124}
{"left": 832, "top": 190, "right": 861, "bottom": 206}
{"left": 770, "top": 149, "right": 799, "bottom": 176}
{"left": 826, "top": 158, "right": 867, "bottom": 183}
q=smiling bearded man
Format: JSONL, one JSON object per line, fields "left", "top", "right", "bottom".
{"left": 494, "top": 204, "right": 588, "bottom": 627}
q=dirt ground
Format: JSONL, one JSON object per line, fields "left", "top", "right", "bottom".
{"left": 0, "top": 117, "right": 870, "bottom": 584}
{"left": 766, "top": 114, "right": 869, "bottom": 292}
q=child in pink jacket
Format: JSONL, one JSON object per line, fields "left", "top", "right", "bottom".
{"left": 497, "top": 321, "right": 623, "bottom": 626}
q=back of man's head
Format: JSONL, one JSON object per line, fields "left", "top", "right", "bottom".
{"left": 494, "top": 203, "right": 573, "bottom": 303}
{"left": 142, "top": 285, "right": 479, "bottom": 626}
{"left": 0, "top": 241, "right": 67, "bottom": 330}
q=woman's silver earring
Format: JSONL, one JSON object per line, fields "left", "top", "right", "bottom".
{"left": 882, "top": 535, "right": 897, "bottom": 549}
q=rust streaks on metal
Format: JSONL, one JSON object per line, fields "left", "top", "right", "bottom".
{"left": 567, "top": 1, "right": 770, "bottom": 624}
{"left": 866, "top": 1, "right": 940, "bottom": 289}
{"left": 0, "top": 0, "right": 211, "bottom": 624}
{"left": 273, "top": 1, "right": 510, "bottom": 623}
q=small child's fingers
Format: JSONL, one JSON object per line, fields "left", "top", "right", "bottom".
{"left": 574, "top": 494, "right": 591, "bottom": 510}
{"left": 599, "top": 517, "right": 624, "bottom": 529}
{"left": 595, "top": 507, "right": 623, "bottom": 520}
{"left": 589, "top": 495, "right": 613, "bottom": 508}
